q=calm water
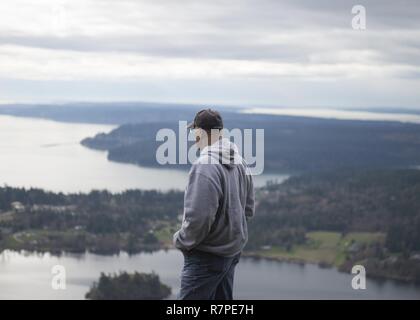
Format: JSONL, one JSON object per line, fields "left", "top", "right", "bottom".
{"left": 243, "top": 108, "right": 420, "bottom": 124}
{"left": 1, "top": 250, "right": 420, "bottom": 300}
{"left": 0, "top": 115, "right": 288, "bottom": 192}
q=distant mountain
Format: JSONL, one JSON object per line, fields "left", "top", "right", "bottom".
{"left": 82, "top": 115, "right": 420, "bottom": 173}
{"left": 0, "top": 102, "right": 237, "bottom": 125}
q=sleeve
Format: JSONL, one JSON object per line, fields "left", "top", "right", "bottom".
{"left": 245, "top": 174, "right": 255, "bottom": 220}
{"left": 173, "top": 166, "right": 222, "bottom": 251}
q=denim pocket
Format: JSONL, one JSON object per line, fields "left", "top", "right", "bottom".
{"left": 184, "top": 250, "right": 226, "bottom": 274}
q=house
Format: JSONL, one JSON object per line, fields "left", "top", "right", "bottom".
{"left": 347, "top": 242, "right": 362, "bottom": 253}
{"left": 11, "top": 201, "right": 25, "bottom": 213}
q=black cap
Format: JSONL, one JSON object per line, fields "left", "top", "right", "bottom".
{"left": 187, "top": 109, "right": 224, "bottom": 130}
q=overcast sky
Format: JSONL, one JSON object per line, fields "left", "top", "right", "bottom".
{"left": 0, "top": 0, "right": 419, "bottom": 108}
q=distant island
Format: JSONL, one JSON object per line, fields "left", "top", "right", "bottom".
{"left": 85, "top": 272, "right": 171, "bottom": 300}
{"left": 81, "top": 116, "right": 420, "bottom": 173}
{"left": 1, "top": 168, "right": 420, "bottom": 283}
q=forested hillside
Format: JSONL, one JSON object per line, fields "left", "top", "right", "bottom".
{"left": 1, "top": 169, "right": 419, "bottom": 282}
{"left": 82, "top": 117, "right": 420, "bottom": 173}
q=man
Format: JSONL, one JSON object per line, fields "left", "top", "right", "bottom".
{"left": 173, "top": 109, "right": 255, "bottom": 300}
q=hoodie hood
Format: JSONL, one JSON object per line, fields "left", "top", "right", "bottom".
{"left": 200, "top": 138, "right": 244, "bottom": 169}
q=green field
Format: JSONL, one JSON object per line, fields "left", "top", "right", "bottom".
{"left": 248, "top": 231, "right": 385, "bottom": 267}
{"left": 153, "top": 222, "right": 179, "bottom": 246}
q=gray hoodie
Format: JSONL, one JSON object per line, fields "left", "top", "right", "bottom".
{"left": 173, "top": 138, "right": 255, "bottom": 257}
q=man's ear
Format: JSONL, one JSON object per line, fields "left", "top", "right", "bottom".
{"left": 195, "top": 128, "right": 203, "bottom": 147}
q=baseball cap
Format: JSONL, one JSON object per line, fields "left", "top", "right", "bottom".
{"left": 187, "top": 109, "right": 224, "bottom": 130}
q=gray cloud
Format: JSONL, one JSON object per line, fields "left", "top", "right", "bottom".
{"left": 0, "top": 0, "right": 419, "bottom": 65}
{"left": 0, "top": 0, "right": 419, "bottom": 107}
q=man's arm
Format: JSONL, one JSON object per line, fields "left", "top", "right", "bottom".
{"left": 173, "top": 167, "right": 222, "bottom": 251}
{"left": 245, "top": 174, "right": 255, "bottom": 220}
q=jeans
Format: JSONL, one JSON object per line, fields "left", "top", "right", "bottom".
{"left": 178, "top": 249, "right": 241, "bottom": 300}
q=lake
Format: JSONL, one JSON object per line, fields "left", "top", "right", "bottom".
{"left": 0, "top": 115, "right": 288, "bottom": 192}
{"left": 1, "top": 249, "right": 420, "bottom": 300}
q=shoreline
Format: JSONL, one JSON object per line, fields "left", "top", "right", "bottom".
{"left": 242, "top": 251, "right": 420, "bottom": 285}
{"left": 2, "top": 245, "right": 418, "bottom": 286}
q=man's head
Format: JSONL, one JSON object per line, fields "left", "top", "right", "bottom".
{"left": 188, "top": 109, "right": 223, "bottom": 149}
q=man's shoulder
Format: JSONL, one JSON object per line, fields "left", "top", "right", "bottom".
{"left": 194, "top": 152, "right": 218, "bottom": 164}
{"left": 190, "top": 155, "right": 223, "bottom": 178}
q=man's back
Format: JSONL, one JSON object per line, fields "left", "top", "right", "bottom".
{"left": 173, "top": 138, "right": 254, "bottom": 257}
